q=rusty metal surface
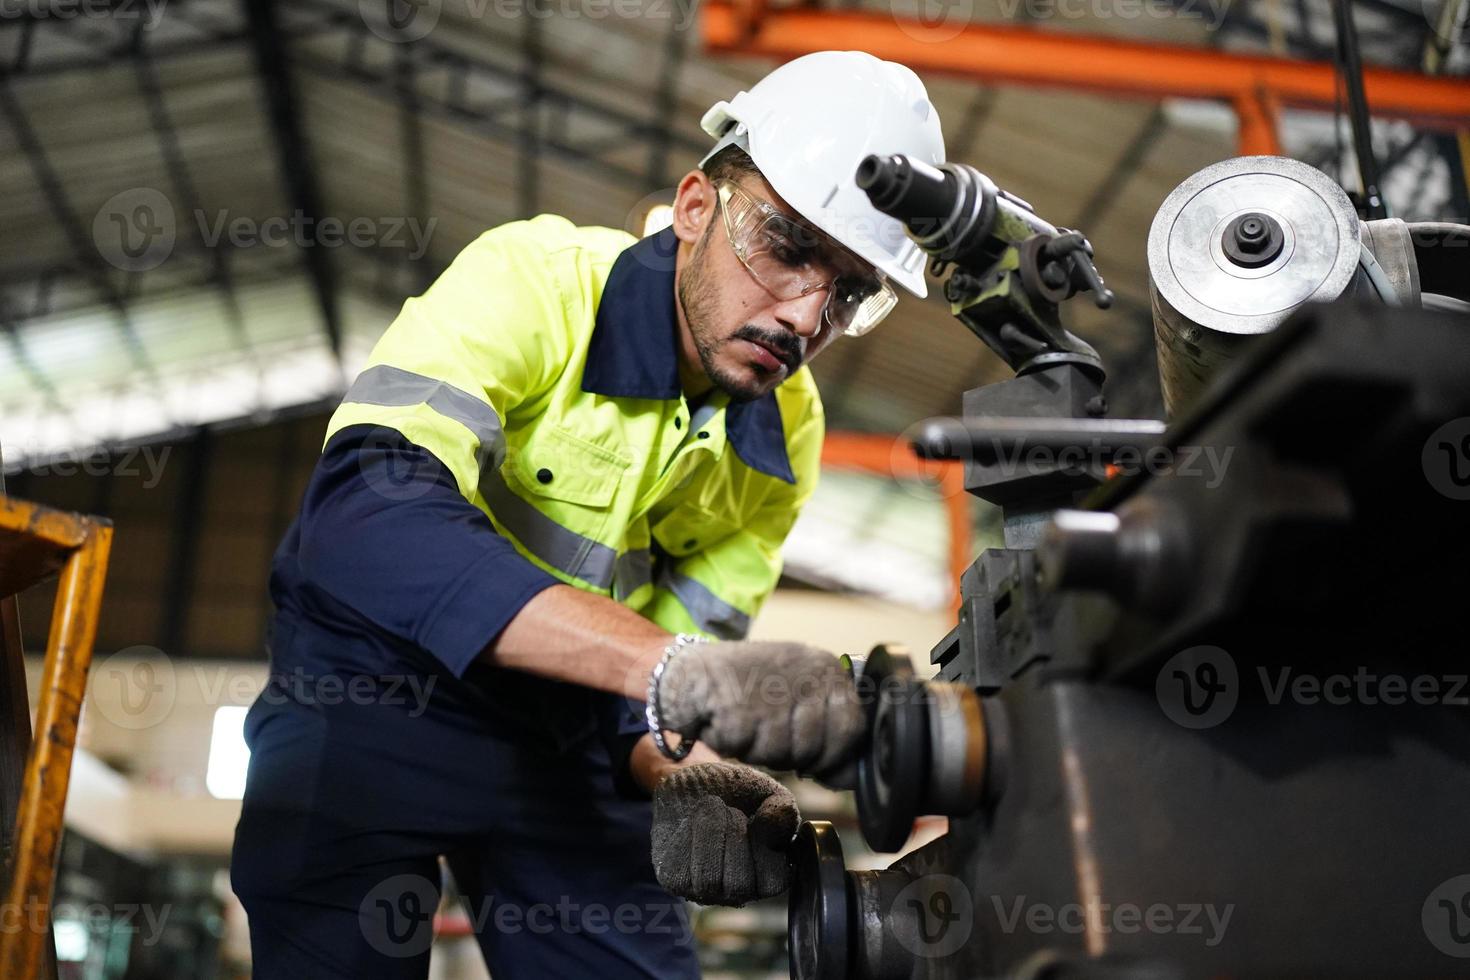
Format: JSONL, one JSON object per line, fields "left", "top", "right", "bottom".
{"left": 0, "top": 496, "right": 101, "bottom": 599}
{"left": 0, "top": 520, "right": 113, "bottom": 980}
{"left": 0, "top": 595, "right": 30, "bottom": 872}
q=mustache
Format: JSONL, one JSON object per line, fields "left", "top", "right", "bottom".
{"left": 734, "top": 325, "right": 802, "bottom": 372}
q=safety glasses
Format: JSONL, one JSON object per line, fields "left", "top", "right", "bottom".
{"left": 716, "top": 180, "right": 897, "bottom": 338}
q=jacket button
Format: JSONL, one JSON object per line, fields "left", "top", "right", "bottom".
{"left": 536, "top": 468, "right": 553, "bottom": 484}
{"left": 674, "top": 417, "right": 683, "bottom": 430}
{"left": 697, "top": 430, "right": 710, "bottom": 440}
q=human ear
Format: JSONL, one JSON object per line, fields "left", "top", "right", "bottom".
{"left": 671, "top": 171, "right": 715, "bottom": 246}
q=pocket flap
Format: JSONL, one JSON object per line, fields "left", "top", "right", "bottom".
{"left": 513, "top": 425, "right": 629, "bottom": 508}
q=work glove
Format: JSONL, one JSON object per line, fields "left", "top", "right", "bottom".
{"left": 651, "top": 762, "right": 798, "bottom": 906}
{"left": 657, "top": 640, "right": 865, "bottom": 776}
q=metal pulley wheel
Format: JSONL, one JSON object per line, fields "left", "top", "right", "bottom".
{"left": 787, "top": 821, "right": 923, "bottom": 980}
{"left": 855, "top": 645, "right": 991, "bottom": 853}
{"left": 1148, "top": 156, "right": 1361, "bottom": 414}
{"left": 789, "top": 821, "right": 849, "bottom": 980}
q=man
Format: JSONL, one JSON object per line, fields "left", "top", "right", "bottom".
{"left": 231, "top": 50, "right": 946, "bottom": 978}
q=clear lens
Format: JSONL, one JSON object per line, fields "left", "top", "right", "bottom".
{"left": 718, "top": 180, "right": 895, "bottom": 338}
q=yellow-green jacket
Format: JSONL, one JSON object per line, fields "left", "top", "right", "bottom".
{"left": 323, "top": 216, "right": 824, "bottom": 654}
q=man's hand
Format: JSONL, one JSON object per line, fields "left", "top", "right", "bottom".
{"left": 657, "top": 641, "right": 864, "bottom": 775}
{"left": 651, "top": 762, "right": 798, "bottom": 906}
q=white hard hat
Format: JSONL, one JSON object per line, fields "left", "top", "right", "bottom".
{"left": 700, "top": 50, "right": 946, "bottom": 299}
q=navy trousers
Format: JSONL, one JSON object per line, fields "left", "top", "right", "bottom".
{"left": 230, "top": 677, "right": 701, "bottom": 979}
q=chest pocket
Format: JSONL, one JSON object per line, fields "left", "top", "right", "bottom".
{"left": 651, "top": 501, "right": 745, "bottom": 560}
{"left": 513, "top": 424, "right": 629, "bottom": 510}
{"left": 487, "top": 426, "right": 631, "bottom": 591}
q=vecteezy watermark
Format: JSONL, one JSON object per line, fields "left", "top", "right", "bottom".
{"left": 887, "top": 0, "right": 1231, "bottom": 42}
{"left": 90, "top": 646, "right": 179, "bottom": 731}
{"left": 1258, "top": 666, "right": 1469, "bottom": 708}
{"left": 14, "top": 445, "right": 171, "bottom": 488}
{"left": 990, "top": 895, "right": 1234, "bottom": 947}
{"left": 360, "top": 0, "right": 696, "bottom": 43}
{"left": 889, "top": 0, "right": 975, "bottom": 43}
{"left": 92, "top": 190, "right": 437, "bottom": 271}
{"left": 3, "top": 900, "right": 172, "bottom": 946}
{"left": 360, "top": 874, "right": 439, "bottom": 958}
{"left": 0, "top": 0, "right": 169, "bottom": 29}
{"left": 88, "top": 648, "right": 440, "bottom": 730}
{"left": 1422, "top": 417, "right": 1470, "bottom": 501}
{"left": 195, "top": 210, "right": 435, "bottom": 260}
{"left": 1155, "top": 646, "right": 1240, "bottom": 730}
{"left": 993, "top": 0, "right": 1231, "bottom": 27}
{"left": 1423, "top": 874, "right": 1470, "bottom": 959}
{"left": 480, "top": 0, "right": 698, "bottom": 28}
{"left": 459, "top": 895, "right": 694, "bottom": 944}
{"left": 358, "top": 876, "right": 695, "bottom": 958}
{"left": 258, "top": 667, "right": 438, "bottom": 717}
{"left": 93, "top": 188, "right": 176, "bottom": 273}
{"left": 892, "top": 422, "right": 1235, "bottom": 501}
{"left": 892, "top": 874, "right": 974, "bottom": 959}
{"left": 359, "top": 0, "right": 441, "bottom": 41}
{"left": 1156, "top": 646, "right": 1469, "bottom": 730}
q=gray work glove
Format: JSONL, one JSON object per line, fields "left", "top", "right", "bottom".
{"left": 658, "top": 640, "right": 865, "bottom": 776}
{"left": 651, "top": 762, "right": 798, "bottom": 906}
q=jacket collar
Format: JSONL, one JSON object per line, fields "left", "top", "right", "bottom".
{"left": 582, "top": 226, "right": 797, "bottom": 485}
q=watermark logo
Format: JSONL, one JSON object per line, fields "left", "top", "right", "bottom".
{"left": 622, "top": 187, "right": 680, "bottom": 273}
{"left": 93, "top": 188, "right": 175, "bottom": 272}
{"left": 1156, "top": 645, "right": 1238, "bottom": 729}
{"left": 195, "top": 209, "right": 435, "bottom": 259}
{"left": 93, "top": 189, "right": 436, "bottom": 271}
{"left": 360, "top": 873, "right": 439, "bottom": 958}
{"left": 89, "top": 646, "right": 177, "bottom": 731}
{"left": 1258, "top": 666, "right": 1467, "bottom": 708}
{"left": 1423, "top": 874, "right": 1470, "bottom": 958}
{"left": 4, "top": 900, "right": 171, "bottom": 945}
{"left": 890, "top": 0, "right": 976, "bottom": 43}
{"left": 1157, "top": 648, "right": 1468, "bottom": 729}
{"left": 456, "top": 895, "right": 694, "bottom": 942}
{"left": 0, "top": 0, "right": 169, "bottom": 30}
{"left": 17, "top": 445, "right": 171, "bottom": 489}
{"left": 1422, "top": 417, "right": 1470, "bottom": 501}
{"left": 357, "top": 424, "right": 444, "bottom": 503}
{"left": 889, "top": 422, "right": 1235, "bottom": 503}
{"left": 892, "top": 874, "right": 974, "bottom": 958}
{"left": 360, "top": 0, "right": 441, "bottom": 41}
{"left": 991, "top": 895, "right": 1233, "bottom": 946}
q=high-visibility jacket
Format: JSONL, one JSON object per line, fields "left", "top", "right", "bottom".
{"left": 323, "top": 216, "right": 824, "bottom": 651}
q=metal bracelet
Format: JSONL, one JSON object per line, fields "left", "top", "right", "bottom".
{"left": 646, "top": 632, "right": 707, "bottom": 761}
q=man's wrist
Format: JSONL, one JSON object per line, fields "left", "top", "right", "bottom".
{"left": 646, "top": 633, "right": 708, "bottom": 761}
{"left": 621, "top": 634, "right": 675, "bottom": 702}
{"left": 632, "top": 733, "right": 720, "bottom": 794}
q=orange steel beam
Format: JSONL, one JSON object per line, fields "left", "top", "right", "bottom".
{"left": 704, "top": 2, "right": 1470, "bottom": 131}
{"left": 822, "top": 432, "right": 971, "bottom": 615}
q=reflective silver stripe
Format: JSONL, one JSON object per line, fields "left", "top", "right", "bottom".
{"left": 480, "top": 468, "right": 617, "bottom": 590}
{"left": 614, "top": 549, "right": 653, "bottom": 602}
{"left": 658, "top": 566, "right": 750, "bottom": 639}
{"left": 343, "top": 365, "right": 506, "bottom": 472}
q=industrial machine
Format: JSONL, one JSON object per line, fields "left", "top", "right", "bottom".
{"left": 785, "top": 153, "right": 1470, "bottom": 979}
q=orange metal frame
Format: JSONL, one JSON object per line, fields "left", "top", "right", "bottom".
{"left": 821, "top": 432, "right": 971, "bottom": 614}
{"left": 704, "top": 0, "right": 1470, "bottom": 154}
{"left": 0, "top": 496, "right": 114, "bottom": 980}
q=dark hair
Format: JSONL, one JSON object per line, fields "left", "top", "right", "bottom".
{"left": 700, "top": 144, "right": 762, "bottom": 185}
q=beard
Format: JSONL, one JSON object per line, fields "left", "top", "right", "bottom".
{"left": 677, "top": 223, "right": 801, "bottom": 402}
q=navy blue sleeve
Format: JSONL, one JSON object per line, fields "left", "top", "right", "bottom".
{"left": 596, "top": 692, "right": 654, "bottom": 801}
{"left": 294, "top": 424, "right": 560, "bottom": 678}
